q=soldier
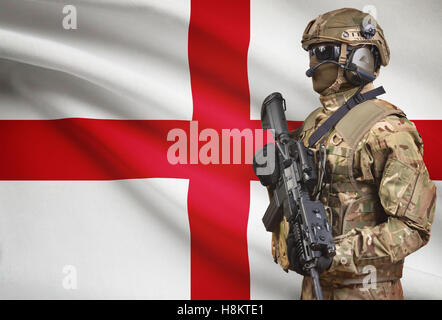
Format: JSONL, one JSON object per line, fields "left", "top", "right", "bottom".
{"left": 270, "top": 8, "right": 437, "bottom": 299}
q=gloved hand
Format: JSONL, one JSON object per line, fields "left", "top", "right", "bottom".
{"left": 287, "top": 233, "right": 332, "bottom": 276}
{"left": 316, "top": 255, "right": 333, "bottom": 274}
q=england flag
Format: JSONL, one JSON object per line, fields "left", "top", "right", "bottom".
{"left": 0, "top": 0, "right": 440, "bottom": 299}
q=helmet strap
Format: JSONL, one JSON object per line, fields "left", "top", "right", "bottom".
{"left": 320, "top": 43, "right": 348, "bottom": 96}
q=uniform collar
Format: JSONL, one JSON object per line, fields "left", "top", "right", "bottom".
{"left": 318, "top": 82, "right": 375, "bottom": 113}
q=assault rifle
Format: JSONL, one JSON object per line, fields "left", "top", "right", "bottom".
{"left": 253, "top": 92, "right": 336, "bottom": 300}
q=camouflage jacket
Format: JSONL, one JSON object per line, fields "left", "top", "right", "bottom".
{"left": 271, "top": 84, "right": 436, "bottom": 286}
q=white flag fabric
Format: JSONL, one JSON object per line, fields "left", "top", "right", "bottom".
{"left": 0, "top": 0, "right": 441, "bottom": 299}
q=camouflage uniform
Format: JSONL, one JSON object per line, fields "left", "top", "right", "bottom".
{"left": 272, "top": 83, "right": 436, "bottom": 299}
{"left": 270, "top": 8, "right": 437, "bottom": 300}
{"left": 300, "top": 83, "right": 436, "bottom": 299}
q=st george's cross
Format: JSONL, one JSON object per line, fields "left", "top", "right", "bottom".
{"left": 0, "top": 0, "right": 440, "bottom": 299}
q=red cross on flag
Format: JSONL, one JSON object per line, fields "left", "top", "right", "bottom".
{"left": 0, "top": 0, "right": 441, "bottom": 299}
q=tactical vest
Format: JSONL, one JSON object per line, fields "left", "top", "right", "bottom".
{"left": 272, "top": 98, "right": 406, "bottom": 285}
{"left": 299, "top": 98, "right": 405, "bottom": 236}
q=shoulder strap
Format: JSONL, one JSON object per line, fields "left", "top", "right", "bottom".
{"left": 335, "top": 99, "right": 406, "bottom": 194}
{"left": 308, "top": 86, "right": 386, "bottom": 148}
{"left": 335, "top": 99, "right": 405, "bottom": 147}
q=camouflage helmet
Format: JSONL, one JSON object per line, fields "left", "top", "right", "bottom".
{"left": 302, "top": 8, "right": 390, "bottom": 66}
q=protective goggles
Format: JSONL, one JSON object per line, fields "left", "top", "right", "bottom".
{"left": 309, "top": 44, "right": 341, "bottom": 61}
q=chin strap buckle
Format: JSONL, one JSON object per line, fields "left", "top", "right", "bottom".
{"left": 353, "top": 92, "right": 364, "bottom": 104}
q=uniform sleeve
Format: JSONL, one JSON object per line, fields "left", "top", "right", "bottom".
{"left": 327, "top": 115, "right": 436, "bottom": 275}
{"left": 289, "top": 126, "right": 303, "bottom": 140}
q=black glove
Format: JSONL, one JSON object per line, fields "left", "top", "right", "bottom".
{"left": 316, "top": 255, "right": 333, "bottom": 274}
{"left": 287, "top": 233, "right": 332, "bottom": 276}
{"left": 286, "top": 233, "right": 308, "bottom": 276}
